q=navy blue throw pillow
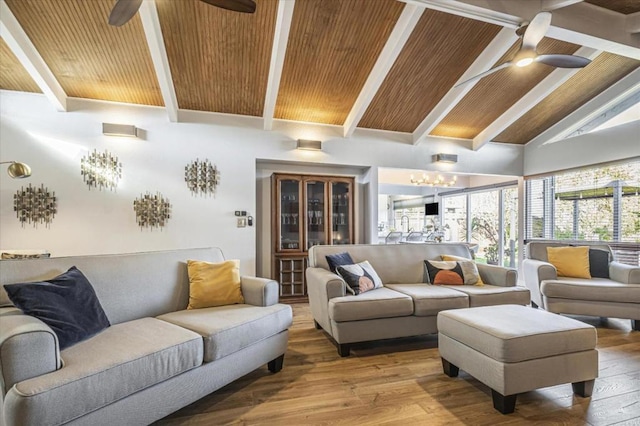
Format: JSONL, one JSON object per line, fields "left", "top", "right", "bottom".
{"left": 326, "top": 252, "right": 355, "bottom": 273}
{"left": 4, "top": 266, "right": 110, "bottom": 350}
{"left": 589, "top": 249, "right": 610, "bottom": 279}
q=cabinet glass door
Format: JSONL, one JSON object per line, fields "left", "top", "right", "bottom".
{"left": 279, "top": 179, "right": 301, "bottom": 251}
{"left": 331, "top": 181, "right": 351, "bottom": 245}
{"left": 306, "top": 180, "right": 326, "bottom": 250}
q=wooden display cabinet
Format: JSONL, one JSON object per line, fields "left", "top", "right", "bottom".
{"left": 271, "top": 173, "right": 355, "bottom": 299}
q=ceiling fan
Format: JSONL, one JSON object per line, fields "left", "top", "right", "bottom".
{"left": 455, "top": 11, "right": 592, "bottom": 88}
{"left": 108, "top": 0, "right": 256, "bottom": 27}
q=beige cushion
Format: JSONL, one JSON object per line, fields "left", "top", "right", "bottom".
{"left": 438, "top": 305, "right": 597, "bottom": 363}
{"left": 329, "top": 287, "right": 413, "bottom": 322}
{"left": 441, "top": 284, "right": 530, "bottom": 307}
{"left": 157, "top": 304, "right": 292, "bottom": 362}
{"left": 386, "top": 284, "right": 468, "bottom": 316}
{"left": 187, "top": 259, "right": 244, "bottom": 309}
{"left": 541, "top": 278, "right": 640, "bottom": 303}
{"left": 8, "top": 318, "right": 202, "bottom": 426}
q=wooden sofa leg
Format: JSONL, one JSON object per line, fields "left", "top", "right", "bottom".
{"left": 338, "top": 343, "right": 350, "bottom": 357}
{"left": 572, "top": 379, "right": 594, "bottom": 397}
{"left": 492, "top": 390, "right": 517, "bottom": 414}
{"left": 314, "top": 320, "right": 322, "bottom": 330}
{"left": 632, "top": 319, "right": 640, "bottom": 331}
{"left": 441, "top": 358, "right": 459, "bottom": 377}
{"left": 267, "top": 354, "right": 284, "bottom": 373}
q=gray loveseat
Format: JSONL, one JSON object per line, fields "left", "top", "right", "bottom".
{"left": 306, "top": 243, "right": 529, "bottom": 356}
{"left": 0, "top": 248, "right": 293, "bottom": 426}
{"left": 523, "top": 241, "right": 640, "bottom": 331}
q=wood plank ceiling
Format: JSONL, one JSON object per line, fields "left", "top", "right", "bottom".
{"left": 1, "top": 0, "right": 638, "bottom": 147}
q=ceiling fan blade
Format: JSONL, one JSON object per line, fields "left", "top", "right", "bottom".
{"left": 454, "top": 62, "right": 512, "bottom": 88}
{"left": 522, "top": 11, "right": 551, "bottom": 50}
{"left": 108, "top": 0, "right": 143, "bottom": 26}
{"left": 536, "top": 54, "right": 592, "bottom": 68}
{"left": 200, "top": 0, "right": 257, "bottom": 13}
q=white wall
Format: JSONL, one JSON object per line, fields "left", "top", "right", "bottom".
{"left": 524, "top": 120, "right": 640, "bottom": 176}
{"left": 1, "top": 91, "right": 525, "bottom": 276}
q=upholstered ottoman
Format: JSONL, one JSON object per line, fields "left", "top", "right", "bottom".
{"left": 438, "top": 304, "right": 598, "bottom": 414}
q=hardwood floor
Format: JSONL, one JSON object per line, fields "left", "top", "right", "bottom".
{"left": 156, "top": 304, "right": 640, "bottom": 425}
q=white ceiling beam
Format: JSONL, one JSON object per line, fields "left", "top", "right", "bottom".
{"left": 139, "top": 0, "right": 178, "bottom": 122}
{"left": 342, "top": 4, "right": 424, "bottom": 138}
{"left": 473, "top": 46, "right": 601, "bottom": 150}
{"left": 263, "top": 0, "right": 295, "bottom": 131}
{"left": 405, "top": 0, "right": 640, "bottom": 60}
{"left": 526, "top": 66, "right": 640, "bottom": 147}
{"left": 625, "top": 11, "right": 640, "bottom": 34}
{"left": 0, "top": 0, "right": 67, "bottom": 111}
{"left": 412, "top": 27, "right": 517, "bottom": 144}
{"left": 541, "top": 0, "right": 584, "bottom": 11}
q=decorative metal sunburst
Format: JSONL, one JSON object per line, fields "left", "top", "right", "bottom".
{"left": 14, "top": 184, "right": 57, "bottom": 228}
{"left": 185, "top": 158, "right": 220, "bottom": 196}
{"left": 133, "top": 192, "right": 171, "bottom": 230}
{"left": 80, "top": 149, "right": 122, "bottom": 191}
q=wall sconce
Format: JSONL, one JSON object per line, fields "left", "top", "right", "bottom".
{"left": 434, "top": 153, "right": 458, "bottom": 164}
{"left": 1, "top": 161, "right": 31, "bottom": 178}
{"left": 297, "top": 139, "right": 322, "bottom": 151}
{"left": 410, "top": 173, "right": 457, "bottom": 187}
{"left": 80, "top": 149, "right": 122, "bottom": 191}
{"left": 102, "top": 123, "right": 139, "bottom": 138}
{"left": 185, "top": 158, "right": 220, "bottom": 196}
{"left": 13, "top": 183, "right": 57, "bottom": 228}
{"left": 133, "top": 192, "right": 171, "bottom": 230}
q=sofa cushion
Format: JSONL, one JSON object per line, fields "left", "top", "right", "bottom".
{"left": 187, "top": 259, "right": 244, "bottom": 309}
{"left": 329, "top": 287, "right": 413, "bottom": 322}
{"left": 541, "top": 278, "right": 640, "bottom": 303}
{"left": 386, "top": 284, "right": 469, "bottom": 316}
{"left": 589, "top": 248, "right": 610, "bottom": 279}
{"left": 442, "top": 284, "right": 530, "bottom": 307}
{"left": 326, "top": 252, "right": 354, "bottom": 273}
{"left": 157, "top": 303, "right": 292, "bottom": 362}
{"left": 3, "top": 266, "right": 111, "bottom": 350}
{"left": 8, "top": 318, "right": 202, "bottom": 426}
{"left": 546, "top": 246, "right": 591, "bottom": 279}
{"left": 336, "top": 261, "right": 383, "bottom": 295}
{"left": 424, "top": 260, "right": 480, "bottom": 286}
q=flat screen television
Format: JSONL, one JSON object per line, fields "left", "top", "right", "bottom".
{"left": 425, "top": 202, "right": 439, "bottom": 216}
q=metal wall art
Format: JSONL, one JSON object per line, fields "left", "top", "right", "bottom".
{"left": 80, "top": 149, "right": 122, "bottom": 191}
{"left": 14, "top": 184, "right": 57, "bottom": 228}
{"left": 185, "top": 158, "right": 219, "bottom": 196}
{"left": 133, "top": 192, "right": 171, "bottom": 230}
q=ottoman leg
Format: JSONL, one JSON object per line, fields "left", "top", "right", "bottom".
{"left": 572, "top": 379, "right": 595, "bottom": 397}
{"left": 314, "top": 320, "right": 322, "bottom": 330}
{"left": 632, "top": 319, "right": 639, "bottom": 331}
{"left": 441, "top": 358, "right": 459, "bottom": 377}
{"left": 491, "top": 390, "right": 517, "bottom": 414}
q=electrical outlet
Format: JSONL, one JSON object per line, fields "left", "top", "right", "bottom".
{"left": 237, "top": 218, "right": 247, "bottom": 227}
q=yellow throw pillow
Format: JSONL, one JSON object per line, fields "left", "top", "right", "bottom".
{"left": 187, "top": 259, "right": 244, "bottom": 309}
{"left": 546, "top": 246, "right": 591, "bottom": 279}
{"left": 441, "top": 255, "right": 484, "bottom": 286}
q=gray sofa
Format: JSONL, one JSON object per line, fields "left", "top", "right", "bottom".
{"left": 306, "top": 243, "right": 529, "bottom": 356}
{"left": 523, "top": 241, "right": 640, "bottom": 331}
{"left": 0, "top": 248, "right": 293, "bottom": 426}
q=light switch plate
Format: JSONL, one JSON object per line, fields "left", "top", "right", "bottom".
{"left": 237, "top": 218, "right": 247, "bottom": 227}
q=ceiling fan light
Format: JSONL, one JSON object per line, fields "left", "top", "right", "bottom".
{"left": 516, "top": 57, "right": 534, "bottom": 67}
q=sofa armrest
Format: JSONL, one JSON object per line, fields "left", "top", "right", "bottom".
{"left": 0, "top": 314, "right": 61, "bottom": 395}
{"left": 306, "top": 267, "right": 346, "bottom": 332}
{"left": 240, "top": 276, "right": 279, "bottom": 307}
{"left": 610, "top": 262, "right": 640, "bottom": 284}
{"left": 522, "top": 259, "right": 557, "bottom": 308}
{"left": 476, "top": 263, "right": 517, "bottom": 287}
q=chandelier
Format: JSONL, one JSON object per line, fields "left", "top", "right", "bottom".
{"left": 185, "top": 158, "right": 220, "bottom": 196}
{"left": 410, "top": 173, "right": 457, "bottom": 187}
{"left": 80, "top": 149, "right": 122, "bottom": 191}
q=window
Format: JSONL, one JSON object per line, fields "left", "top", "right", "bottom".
{"left": 525, "top": 160, "right": 640, "bottom": 243}
{"left": 443, "top": 195, "right": 467, "bottom": 243}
